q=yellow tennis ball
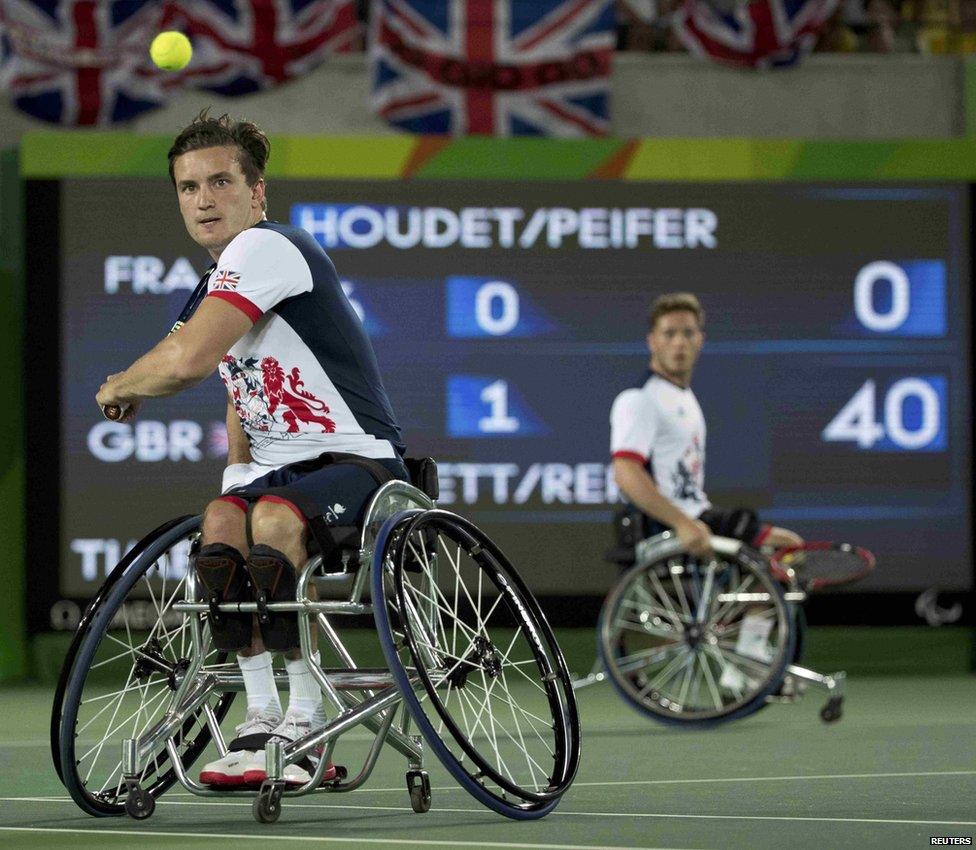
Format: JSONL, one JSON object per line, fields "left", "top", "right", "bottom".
{"left": 150, "top": 31, "right": 192, "bottom": 72}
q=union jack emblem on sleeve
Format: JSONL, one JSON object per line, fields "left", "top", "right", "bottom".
{"left": 673, "top": 0, "right": 839, "bottom": 69}
{"left": 370, "top": 0, "right": 615, "bottom": 137}
{"left": 213, "top": 270, "right": 242, "bottom": 291}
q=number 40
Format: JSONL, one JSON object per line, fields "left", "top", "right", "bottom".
{"left": 822, "top": 379, "right": 940, "bottom": 450}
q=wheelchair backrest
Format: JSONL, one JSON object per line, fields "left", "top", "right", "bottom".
{"left": 404, "top": 457, "right": 438, "bottom": 501}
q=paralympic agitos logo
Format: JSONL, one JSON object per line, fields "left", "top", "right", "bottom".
{"left": 291, "top": 204, "right": 718, "bottom": 251}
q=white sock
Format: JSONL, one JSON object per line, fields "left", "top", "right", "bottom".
{"left": 237, "top": 651, "right": 282, "bottom": 717}
{"left": 285, "top": 652, "right": 324, "bottom": 723}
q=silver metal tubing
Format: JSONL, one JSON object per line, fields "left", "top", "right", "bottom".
{"left": 173, "top": 600, "right": 372, "bottom": 615}
{"left": 202, "top": 702, "right": 228, "bottom": 757}
{"left": 211, "top": 669, "right": 401, "bottom": 692}
{"left": 284, "top": 686, "right": 416, "bottom": 765}
{"left": 265, "top": 740, "right": 284, "bottom": 781}
{"left": 122, "top": 738, "right": 138, "bottom": 776}
{"left": 132, "top": 673, "right": 218, "bottom": 767}
{"left": 284, "top": 739, "right": 338, "bottom": 797}
{"left": 165, "top": 738, "right": 261, "bottom": 798}
{"left": 324, "top": 700, "right": 398, "bottom": 794}
{"left": 317, "top": 614, "right": 358, "bottom": 670}
{"left": 786, "top": 664, "right": 846, "bottom": 696}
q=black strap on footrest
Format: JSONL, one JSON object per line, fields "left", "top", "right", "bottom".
{"left": 227, "top": 732, "right": 275, "bottom": 752}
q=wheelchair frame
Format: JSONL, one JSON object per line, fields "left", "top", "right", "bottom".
{"left": 573, "top": 531, "right": 846, "bottom": 725}
{"left": 119, "top": 479, "right": 435, "bottom": 820}
{"left": 55, "top": 477, "right": 580, "bottom": 823}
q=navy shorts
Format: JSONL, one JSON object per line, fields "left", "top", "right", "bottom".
{"left": 221, "top": 455, "right": 409, "bottom": 551}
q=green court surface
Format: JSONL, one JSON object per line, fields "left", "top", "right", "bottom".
{"left": 2, "top": 649, "right": 974, "bottom": 850}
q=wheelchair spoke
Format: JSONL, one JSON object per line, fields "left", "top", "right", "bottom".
{"left": 697, "top": 649, "right": 724, "bottom": 710}
{"left": 645, "top": 572, "right": 689, "bottom": 628}
{"left": 471, "top": 679, "right": 551, "bottom": 789}
{"left": 707, "top": 573, "right": 756, "bottom": 629}
{"left": 669, "top": 559, "right": 694, "bottom": 621}
{"left": 612, "top": 617, "right": 683, "bottom": 640}
{"left": 472, "top": 676, "right": 556, "bottom": 752}
{"left": 639, "top": 647, "right": 692, "bottom": 698}
{"left": 615, "top": 642, "right": 683, "bottom": 675}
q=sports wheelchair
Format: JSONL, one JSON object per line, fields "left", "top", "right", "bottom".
{"left": 573, "top": 530, "right": 848, "bottom": 727}
{"left": 51, "top": 462, "right": 581, "bottom": 823}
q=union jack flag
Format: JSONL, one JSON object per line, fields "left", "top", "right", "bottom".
{"left": 370, "top": 0, "right": 615, "bottom": 137}
{"left": 0, "top": 0, "right": 168, "bottom": 125}
{"left": 673, "top": 0, "right": 838, "bottom": 69}
{"left": 166, "top": 0, "right": 361, "bottom": 96}
{"left": 212, "top": 269, "right": 242, "bottom": 290}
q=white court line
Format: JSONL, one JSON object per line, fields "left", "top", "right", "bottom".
{"left": 0, "top": 827, "right": 692, "bottom": 850}
{"left": 3, "top": 797, "right": 974, "bottom": 828}
{"left": 155, "top": 768, "right": 974, "bottom": 795}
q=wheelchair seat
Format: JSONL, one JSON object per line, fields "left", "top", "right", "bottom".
{"left": 313, "top": 457, "right": 439, "bottom": 572}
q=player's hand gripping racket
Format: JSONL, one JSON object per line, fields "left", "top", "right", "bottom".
{"left": 769, "top": 542, "right": 876, "bottom": 593}
{"left": 100, "top": 274, "right": 211, "bottom": 421}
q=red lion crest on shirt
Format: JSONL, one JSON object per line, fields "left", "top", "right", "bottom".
{"left": 260, "top": 357, "right": 336, "bottom": 434}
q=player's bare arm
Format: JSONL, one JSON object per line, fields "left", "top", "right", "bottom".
{"left": 613, "top": 456, "right": 711, "bottom": 556}
{"left": 95, "top": 297, "right": 252, "bottom": 413}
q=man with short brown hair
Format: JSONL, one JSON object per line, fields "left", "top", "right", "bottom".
{"left": 96, "top": 111, "right": 407, "bottom": 788}
{"left": 610, "top": 292, "right": 801, "bottom": 556}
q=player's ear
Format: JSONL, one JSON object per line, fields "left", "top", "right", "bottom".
{"left": 645, "top": 331, "right": 654, "bottom": 353}
{"left": 251, "top": 177, "right": 266, "bottom": 208}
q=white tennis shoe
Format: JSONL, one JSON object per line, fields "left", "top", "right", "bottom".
{"left": 199, "top": 709, "right": 281, "bottom": 787}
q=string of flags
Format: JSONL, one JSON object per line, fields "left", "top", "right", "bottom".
{"left": 0, "top": 0, "right": 837, "bottom": 134}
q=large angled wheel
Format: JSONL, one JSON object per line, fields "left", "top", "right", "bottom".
{"left": 53, "top": 516, "right": 235, "bottom": 816}
{"left": 598, "top": 535, "right": 793, "bottom": 728}
{"left": 372, "top": 510, "right": 580, "bottom": 820}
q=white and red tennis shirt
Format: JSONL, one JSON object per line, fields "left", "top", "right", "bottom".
{"left": 206, "top": 222, "right": 404, "bottom": 490}
{"left": 610, "top": 371, "right": 710, "bottom": 518}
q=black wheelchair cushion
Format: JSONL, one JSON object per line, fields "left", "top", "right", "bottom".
{"left": 246, "top": 544, "right": 299, "bottom": 651}
{"left": 195, "top": 543, "right": 252, "bottom": 651}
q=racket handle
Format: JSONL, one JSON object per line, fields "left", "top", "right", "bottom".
{"left": 101, "top": 403, "right": 129, "bottom": 421}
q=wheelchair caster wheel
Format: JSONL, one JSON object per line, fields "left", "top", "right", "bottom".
{"left": 253, "top": 780, "right": 284, "bottom": 824}
{"left": 124, "top": 785, "right": 155, "bottom": 820}
{"left": 407, "top": 769, "right": 431, "bottom": 813}
{"left": 820, "top": 696, "right": 843, "bottom": 723}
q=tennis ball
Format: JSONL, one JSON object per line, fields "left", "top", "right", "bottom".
{"left": 150, "top": 31, "right": 192, "bottom": 72}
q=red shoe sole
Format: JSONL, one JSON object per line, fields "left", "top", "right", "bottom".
{"left": 199, "top": 771, "right": 261, "bottom": 787}
{"left": 242, "top": 764, "right": 337, "bottom": 786}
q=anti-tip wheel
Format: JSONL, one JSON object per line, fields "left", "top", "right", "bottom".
{"left": 124, "top": 785, "right": 155, "bottom": 820}
{"left": 407, "top": 769, "right": 431, "bottom": 814}
{"left": 253, "top": 781, "right": 283, "bottom": 824}
{"left": 819, "top": 696, "right": 843, "bottom": 723}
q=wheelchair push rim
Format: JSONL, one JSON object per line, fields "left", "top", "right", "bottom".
{"left": 55, "top": 516, "right": 235, "bottom": 816}
{"left": 599, "top": 538, "right": 793, "bottom": 726}
{"left": 372, "top": 509, "right": 581, "bottom": 819}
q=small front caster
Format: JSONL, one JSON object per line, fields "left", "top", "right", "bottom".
{"left": 820, "top": 695, "right": 843, "bottom": 723}
{"left": 124, "top": 783, "right": 155, "bottom": 820}
{"left": 253, "top": 780, "right": 284, "bottom": 824}
{"left": 407, "top": 769, "right": 431, "bottom": 813}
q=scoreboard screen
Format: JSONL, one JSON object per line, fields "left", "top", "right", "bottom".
{"left": 56, "top": 179, "right": 971, "bottom": 599}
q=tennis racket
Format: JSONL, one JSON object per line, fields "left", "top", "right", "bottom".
{"left": 770, "top": 542, "right": 876, "bottom": 592}
{"left": 101, "top": 271, "right": 213, "bottom": 421}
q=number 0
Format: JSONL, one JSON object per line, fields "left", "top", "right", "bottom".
{"left": 475, "top": 281, "right": 520, "bottom": 335}
{"left": 854, "top": 261, "right": 910, "bottom": 332}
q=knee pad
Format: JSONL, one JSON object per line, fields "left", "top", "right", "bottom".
{"left": 246, "top": 545, "right": 299, "bottom": 652}
{"left": 194, "top": 543, "right": 251, "bottom": 651}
